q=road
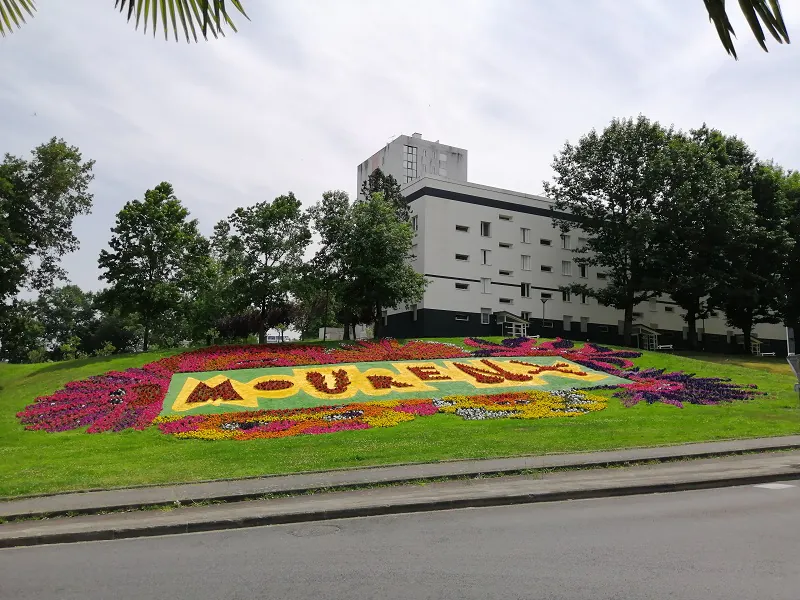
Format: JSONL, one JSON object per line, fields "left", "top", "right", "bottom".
{"left": 2, "top": 481, "right": 799, "bottom": 600}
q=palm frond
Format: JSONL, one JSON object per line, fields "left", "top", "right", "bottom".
{"left": 705, "top": 0, "right": 790, "bottom": 59}
{"left": 0, "top": 0, "right": 35, "bottom": 37}
{"left": 114, "top": 0, "right": 249, "bottom": 43}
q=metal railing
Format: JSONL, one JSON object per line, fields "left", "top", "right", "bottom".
{"left": 788, "top": 354, "right": 800, "bottom": 403}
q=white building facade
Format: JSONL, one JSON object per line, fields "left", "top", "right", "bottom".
{"left": 380, "top": 175, "right": 790, "bottom": 355}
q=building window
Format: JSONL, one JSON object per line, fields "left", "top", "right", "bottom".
{"left": 541, "top": 292, "right": 552, "bottom": 299}
{"left": 455, "top": 282, "right": 469, "bottom": 291}
{"left": 649, "top": 298, "right": 658, "bottom": 312}
{"left": 480, "top": 221, "right": 491, "bottom": 237}
{"left": 541, "top": 265, "right": 553, "bottom": 273}
{"left": 599, "top": 325, "right": 609, "bottom": 332}
{"left": 521, "top": 255, "right": 531, "bottom": 271}
{"left": 499, "top": 242, "right": 513, "bottom": 249}
{"left": 597, "top": 272, "right": 608, "bottom": 280}
{"left": 499, "top": 298, "right": 513, "bottom": 304}
{"left": 521, "top": 228, "right": 531, "bottom": 243}
{"left": 540, "top": 238, "right": 552, "bottom": 246}
{"left": 411, "top": 215, "right": 418, "bottom": 231}
{"left": 562, "top": 290, "right": 571, "bottom": 302}
{"left": 578, "top": 237, "right": 587, "bottom": 247}
{"left": 563, "top": 315, "right": 572, "bottom": 331}
{"left": 561, "top": 234, "right": 571, "bottom": 250}
{"left": 481, "top": 308, "right": 491, "bottom": 325}
{"left": 580, "top": 317, "right": 589, "bottom": 333}
{"left": 521, "top": 311, "right": 531, "bottom": 321}
{"left": 562, "top": 260, "right": 572, "bottom": 276}
{"left": 481, "top": 277, "right": 491, "bottom": 293}
{"left": 481, "top": 249, "right": 491, "bottom": 265}
{"left": 581, "top": 294, "right": 588, "bottom": 304}
{"left": 633, "top": 312, "right": 643, "bottom": 318}
{"left": 542, "top": 320, "right": 554, "bottom": 328}
{"left": 665, "top": 306, "right": 674, "bottom": 313}
{"left": 403, "top": 145, "right": 417, "bottom": 183}
{"left": 455, "top": 253, "right": 469, "bottom": 262}
{"left": 499, "top": 269, "right": 513, "bottom": 276}
{"left": 521, "top": 282, "right": 531, "bottom": 298}
{"left": 439, "top": 168, "right": 447, "bottom": 177}
{"left": 499, "top": 214, "right": 513, "bottom": 221}
{"left": 579, "top": 264, "right": 587, "bottom": 278}
{"left": 455, "top": 224, "right": 469, "bottom": 233}
{"left": 455, "top": 314, "right": 469, "bottom": 322}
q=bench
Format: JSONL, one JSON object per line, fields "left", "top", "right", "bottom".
{"left": 657, "top": 344, "right": 673, "bottom": 350}
{"left": 759, "top": 351, "right": 776, "bottom": 357}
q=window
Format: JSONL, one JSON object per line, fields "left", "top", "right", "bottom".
{"left": 439, "top": 153, "right": 448, "bottom": 162}
{"left": 521, "top": 311, "right": 531, "bottom": 321}
{"left": 579, "top": 264, "right": 588, "bottom": 278}
{"left": 633, "top": 312, "right": 643, "bottom": 318}
{"left": 481, "top": 249, "right": 491, "bottom": 265}
{"left": 411, "top": 215, "right": 418, "bottom": 231}
{"left": 499, "top": 214, "right": 513, "bottom": 221}
{"left": 498, "top": 269, "right": 513, "bottom": 276}
{"left": 581, "top": 294, "right": 588, "bottom": 304}
{"left": 561, "top": 234, "right": 571, "bottom": 250}
{"left": 455, "top": 253, "right": 469, "bottom": 262}
{"left": 540, "top": 238, "right": 552, "bottom": 246}
{"left": 439, "top": 168, "right": 447, "bottom": 177}
{"left": 562, "top": 290, "right": 571, "bottom": 302}
{"left": 521, "top": 255, "right": 531, "bottom": 271}
{"left": 597, "top": 272, "right": 607, "bottom": 280}
{"left": 480, "top": 221, "right": 491, "bottom": 237}
{"left": 578, "top": 237, "right": 587, "bottom": 247}
{"left": 542, "top": 320, "right": 554, "bottom": 328}
{"left": 521, "top": 282, "right": 531, "bottom": 298}
{"left": 455, "top": 282, "right": 469, "bottom": 291}
{"left": 403, "top": 145, "right": 418, "bottom": 183}
{"left": 665, "top": 306, "right": 675, "bottom": 313}
{"left": 649, "top": 298, "right": 658, "bottom": 312}
{"left": 541, "top": 265, "right": 553, "bottom": 273}
{"left": 599, "top": 325, "right": 609, "bottom": 332}
{"left": 562, "top": 260, "right": 572, "bottom": 276}
{"left": 499, "top": 297, "right": 513, "bottom": 304}
{"left": 580, "top": 317, "right": 589, "bottom": 333}
{"left": 499, "top": 242, "right": 513, "bottom": 249}
{"left": 541, "top": 292, "right": 552, "bottom": 299}
{"left": 563, "top": 315, "right": 572, "bottom": 331}
{"left": 455, "top": 224, "right": 469, "bottom": 233}
{"left": 455, "top": 314, "right": 469, "bottom": 322}
{"left": 481, "top": 308, "right": 491, "bottom": 325}
{"left": 481, "top": 277, "right": 491, "bottom": 294}
{"left": 521, "top": 228, "right": 531, "bottom": 244}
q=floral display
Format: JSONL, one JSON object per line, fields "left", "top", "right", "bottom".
{"left": 17, "top": 337, "right": 764, "bottom": 437}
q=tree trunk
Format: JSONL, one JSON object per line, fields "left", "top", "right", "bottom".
{"left": 352, "top": 323, "right": 357, "bottom": 339}
{"left": 142, "top": 315, "right": 150, "bottom": 352}
{"left": 374, "top": 304, "right": 382, "bottom": 339}
{"left": 258, "top": 300, "right": 267, "bottom": 344}
{"left": 686, "top": 306, "right": 698, "bottom": 350}
{"left": 623, "top": 303, "right": 633, "bottom": 347}
{"left": 742, "top": 318, "right": 754, "bottom": 356}
{"left": 280, "top": 329, "right": 284, "bottom": 343}
{"left": 342, "top": 318, "right": 350, "bottom": 341}
{"left": 788, "top": 322, "right": 799, "bottom": 354}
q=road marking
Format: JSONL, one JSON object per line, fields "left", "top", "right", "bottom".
{"left": 754, "top": 483, "right": 796, "bottom": 490}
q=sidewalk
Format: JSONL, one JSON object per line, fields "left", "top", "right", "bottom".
{"left": 3, "top": 435, "right": 800, "bottom": 522}
{"left": 3, "top": 449, "right": 800, "bottom": 548}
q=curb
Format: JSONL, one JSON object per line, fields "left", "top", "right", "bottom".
{"left": 3, "top": 468, "right": 799, "bottom": 548}
{"left": 4, "top": 442, "right": 800, "bottom": 522}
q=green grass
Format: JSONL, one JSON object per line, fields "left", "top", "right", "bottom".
{"left": 1, "top": 340, "right": 799, "bottom": 499}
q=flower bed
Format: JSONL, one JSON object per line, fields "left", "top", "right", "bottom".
{"left": 16, "top": 338, "right": 764, "bottom": 437}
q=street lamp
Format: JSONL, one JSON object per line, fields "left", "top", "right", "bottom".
{"left": 540, "top": 297, "right": 550, "bottom": 324}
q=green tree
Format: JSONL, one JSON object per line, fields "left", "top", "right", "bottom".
{"left": 716, "top": 162, "right": 792, "bottom": 352}
{"left": 545, "top": 115, "right": 671, "bottom": 346}
{"left": 0, "top": 1, "right": 248, "bottom": 42}
{"left": 98, "top": 182, "right": 206, "bottom": 352}
{"left": 0, "top": 299, "right": 44, "bottom": 363}
{"left": 0, "top": 138, "right": 94, "bottom": 311}
{"left": 35, "top": 284, "right": 96, "bottom": 358}
{"left": 360, "top": 169, "right": 409, "bottom": 221}
{"left": 212, "top": 193, "right": 311, "bottom": 344}
{"left": 343, "top": 192, "right": 426, "bottom": 339}
{"left": 780, "top": 170, "right": 800, "bottom": 341}
{"left": 705, "top": 0, "right": 790, "bottom": 59}
{"left": 653, "top": 131, "right": 753, "bottom": 349}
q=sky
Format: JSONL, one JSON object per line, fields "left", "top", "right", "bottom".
{"left": 2, "top": 0, "right": 799, "bottom": 293}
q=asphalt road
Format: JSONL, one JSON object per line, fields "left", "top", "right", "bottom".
{"left": 2, "top": 481, "right": 799, "bottom": 600}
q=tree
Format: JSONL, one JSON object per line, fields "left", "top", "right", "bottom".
{"left": 360, "top": 168, "right": 409, "bottom": 221}
{"left": 35, "top": 284, "right": 96, "bottom": 358}
{"left": 545, "top": 115, "right": 671, "bottom": 346}
{"left": 98, "top": 182, "right": 206, "bottom": 352}
{"left": 0, "top": 1, "right": 248, "bottom": 42}
{"left": 780, "top": 170, "right": 800, "bottom": 341}
{"left": 0, "top": 299, "right": 44, "bottom": 363}
{"left": 0, "top": 138, "right": 94, "bottom": 311}
{"left": 716, "top": 162, "right": 792, "bottom": 352}
{"left": 653, "top": 131, "right": 753, "bottom": 349}
{"left": 343, "top": 192, "right": 426, "bottom": 339}
{"left": 212, "top": 193, "right": 311, "bottom": 344}
{"left": 705, "top": 0, "right": 790, "bottom": 59}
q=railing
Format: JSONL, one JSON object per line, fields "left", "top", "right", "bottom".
{"left": 788, "top": 355, "right": 800, "bottom": 404}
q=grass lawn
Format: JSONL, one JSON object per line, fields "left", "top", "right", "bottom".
{"left": 1, "top": 339, "right": 799, "bottom": 498}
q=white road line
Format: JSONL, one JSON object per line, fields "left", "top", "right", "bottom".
{"left": 754, "top": 483, "right": 797, "bottom": 490}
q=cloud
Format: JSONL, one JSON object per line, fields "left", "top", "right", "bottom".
{"left": 1, "top": 0, "right": 798, "bottom": 292}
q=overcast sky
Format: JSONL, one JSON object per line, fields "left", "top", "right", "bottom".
{"left": 2, "top": 1, "right": 799, "bottom": 292}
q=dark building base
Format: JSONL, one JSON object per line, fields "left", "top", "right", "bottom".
{"left": 383, "top": 308, "right": 790, "bottom": 357}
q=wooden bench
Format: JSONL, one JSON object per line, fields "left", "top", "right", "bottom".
{"left": 657, "top": 344, "right": 674, "bottom": 350}
{"left": 759, "top": 351, "right": 776, "bottom": 357}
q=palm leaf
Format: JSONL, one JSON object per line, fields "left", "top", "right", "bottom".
{"left": 705, "top": 0, "right": 790, "bottom": 59}
{"left": 115, "top": 0, "right": 249, "bottom": 42}
{"left": 0, "top": 0, "right": 35, "bottom": 37}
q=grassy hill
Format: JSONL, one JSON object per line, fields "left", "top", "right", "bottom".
{"left": 1, "top": 339, "right": 798, "bottom": 498}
